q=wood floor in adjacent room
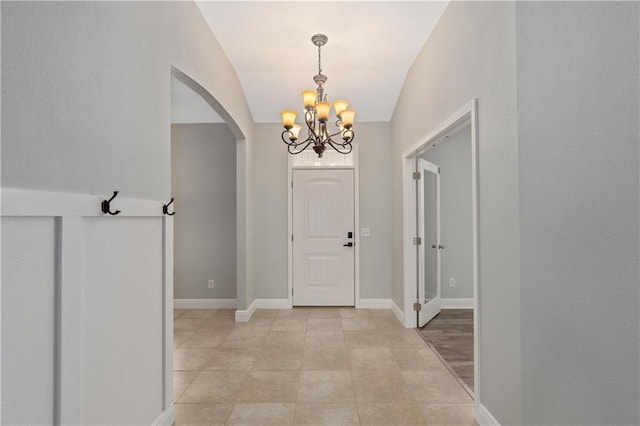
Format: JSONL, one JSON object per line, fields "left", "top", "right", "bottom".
{"left": 418, "top": 309, "right": 474, "bottom": 393}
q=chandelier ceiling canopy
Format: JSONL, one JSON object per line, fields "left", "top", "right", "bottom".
{"left": 281, "top": 34, "right": 356, "bottom": 158}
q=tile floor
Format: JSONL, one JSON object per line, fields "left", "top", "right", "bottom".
{"left": 173, "top": 307, "right": 476, "bottom": 426}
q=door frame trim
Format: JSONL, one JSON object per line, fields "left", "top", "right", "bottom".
{"left": 287, "top": 145, "right": 360, "bottom": 308}
{"left": 401, "top": 98, "right": 480, "bottom": 400}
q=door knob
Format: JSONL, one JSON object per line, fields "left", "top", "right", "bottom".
{"left": 343, "top": 242, "right": 353, "bottom": 247}
{"left": 438, "top": 244, "right": 445, "bottom": 250}
{"left": 431, "top": 244, "right": 437, "bottom": 249}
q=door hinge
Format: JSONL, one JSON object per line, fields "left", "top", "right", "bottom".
{"left": 412, "top": 171, "right": 421, "bottom": 180}
{"left": 413, "top": 302, "right": 422, "bottom": 311}
{"left": 291, "top": 180, "right": 293, "bottom": 188}
{"left": 291, "top": 234, "right": 294, "bottom": 242}
{"left": 413, "top": 237, "right": 422, "bottom": 245}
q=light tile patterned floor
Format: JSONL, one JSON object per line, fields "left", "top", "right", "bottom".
{"left": 174, "top": 307, "right": 476, "bottom": 426}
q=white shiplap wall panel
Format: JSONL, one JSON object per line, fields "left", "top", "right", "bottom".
{"left": 1, "top": 217, "right": 57, "bottom": 425}
{"left": 1, "top": 189, "right": 174, "bottom": 425}
{"left": 81, "top": 217, "right": 164, "bottom": 424}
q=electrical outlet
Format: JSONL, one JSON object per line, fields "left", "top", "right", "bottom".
{"left": 449, "top": 278, "right": 456, "bottom": 287}
{"left": 208, "top": 279, "right": 215, "bottom": 289}
{"left": 360, "top": 227, "right": 370, "bottom": 237}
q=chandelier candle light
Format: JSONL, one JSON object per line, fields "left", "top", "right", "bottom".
{"left": 281, "top": 34, "right": 356, "bottom": 158}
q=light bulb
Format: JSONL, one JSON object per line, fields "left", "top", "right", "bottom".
{"left": 340, "top": 109, "right": 355, "bottom": 129}
{"left": 281, "top": 110, "right": 297, "bottom": 129}
{"left": 315, "top": 102, "right": 331, "bottom": 122}
{"left": 333, "top": 100, "right": 349, "bottom": 117}
{"left": 302, "top": 90, "right": 317, "bottom": 109}
{"left": 290, "top": 124, "right": 302, "bottom": 141}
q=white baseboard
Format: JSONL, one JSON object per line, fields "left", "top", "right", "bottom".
{"left": 475, "top": 402, "right": 500, "bottom": 425}
{"left": 356, "top": 298, "right": 392, "bottom": 309}
{"left": 174, "top": 299, "right": 237, "bottom": 309}
{"left": 390, "top": 299, "right": 410, "bottom": 328}
{"left": 233, "top": 298, "right": 408, "bottom": 324}
{"left": 441, "top": 298, "right": 474, "bottom": 309}
{"left": 152, "top": 405, "right": 175, "bottom": 426}
{"left": 235, "top": 299, "right": 257, "bottom": 322}
{"left": 256, "top": 299, "right": 292, "bottom": 309}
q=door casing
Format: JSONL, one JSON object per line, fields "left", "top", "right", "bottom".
{"left": 401, "top": 99, "right": 480, "bottom": 401}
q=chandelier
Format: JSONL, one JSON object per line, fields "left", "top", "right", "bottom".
{"left": 281, "top": 34, "right": 356, "bottom": 158}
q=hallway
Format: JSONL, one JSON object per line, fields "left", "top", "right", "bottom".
{"left": 173, "top": 307, "right": 475, "bottom": 425}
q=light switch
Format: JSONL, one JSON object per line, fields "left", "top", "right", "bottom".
{"left": 360, "top": 227, "right": 370, "bottom": 237}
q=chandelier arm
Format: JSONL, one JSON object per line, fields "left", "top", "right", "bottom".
{"left": 324, "top": 138, "right": 354, "bottom": 155}
{"left": 298, "top": 134, "right": 315, "bottom": 146}
{"left": 342, "top": 129, "right": 355, "bottom": 144}
{"left": 288, "top": 140, "right": 314, "bottom": 155}
{"left": 327, "top": 129, "right": 355, "bottom": 145}
{"left": 281, "top": 130, "right": 301, "bottom": 146}
{"left": 281, "top": 130, "right": 315, "bottom": 148}
{"left": 323, "top": 132, "right": 353, "bottom": 152}
{"left": 327, "top": 129, "right": 346, "bottom": 141}
{"left": 304, "top": 110, "right": 317, "bottom": 136}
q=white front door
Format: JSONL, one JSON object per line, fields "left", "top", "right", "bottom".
{"left": 292, "top": 169, "right": 355, "bottom": 306}
{"left": 417, "top": 159, "right": 442, "bottom": 327}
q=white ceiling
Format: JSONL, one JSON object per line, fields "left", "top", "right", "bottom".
{"left": 179, "top": 1, "right": 448, "bottom": 124}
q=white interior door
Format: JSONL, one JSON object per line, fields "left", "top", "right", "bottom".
{"left": 417, "top": 158, "right": 441, "bottom": 327}
{"left": 292, "top": 168, "right": 355, "bottom": 306}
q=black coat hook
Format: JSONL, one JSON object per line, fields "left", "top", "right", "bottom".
{"left": 163, "top": 198, "right": 175, "bottom": 216}
{"left": 101, "top": 191, "right": 121, "bottom": 215}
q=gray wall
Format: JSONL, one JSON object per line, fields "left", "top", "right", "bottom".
{"left": 391, "top": 2, "right": 522, "bottom": 423}
{"left": 395, "top": 1, "right": 640, "bottom": 424}
{"left": 358, "top": 123, "right": 393, "bottom": 299}
{"left": 252, "top": 122, "right": 392, "bottom": 300}
{"left": 2, "top": 1, "right": 253, "bottom": 199}
{"left": 516, "top": 3, "right": 640, "bottom": 424}
{"left": 1, "top": 1, "right": 255, "bottom": 423}
{"left": 172, "top": 123, "right": 237, "bottom": 300}
{"left": 252, "top": 123, "right": 289, "bottom": 299}
{"left": 421, "top": 125, "right": 473, "bottom": 299}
